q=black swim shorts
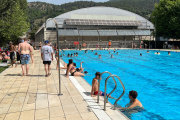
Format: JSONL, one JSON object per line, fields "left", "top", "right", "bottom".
{"left": 43, "top": 61, "right": 51, "bottom": 65}
{"left": 10, "top": 52, "right": 15, "bottom": 60}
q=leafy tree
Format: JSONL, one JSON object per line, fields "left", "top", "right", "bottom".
{"left": 0, "top": 0, "right": 29, "bottom": 46}
{"left": 29, "top": 25, "right": 39, "bottom": 40}
{"left": 151, "top": 0, "right": 180, "bottom": 39}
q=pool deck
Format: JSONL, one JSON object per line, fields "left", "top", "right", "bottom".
{"left": 0, "top": 50, "right": 128, "bottom": 120}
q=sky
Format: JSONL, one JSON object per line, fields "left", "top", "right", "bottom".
{"left": 27, "top": 0, "right": 108, "bottom": 5}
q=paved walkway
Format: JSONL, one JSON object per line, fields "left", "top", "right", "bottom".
{"left": 0, "top": 51, "right": 100, "bottom": 120}
{"left": 0, "top": 50, "right": 128, "bottom": 120}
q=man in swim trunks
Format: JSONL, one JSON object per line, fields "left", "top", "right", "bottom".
{"left": 118, "top": 90, "right": 143, "bottom": 110}
{"left": 91, "top": 72, "right": 107, "bottom": 97}
{"left": 9, "top": 42, "right": 17, "bottom": 68}
{"left": 41, "top": 40, "right": 53, "bottom": 77}
{"left": 18, "top": 38, "right": 32, "bottom": 76}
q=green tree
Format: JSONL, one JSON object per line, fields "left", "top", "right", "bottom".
{"left": 151, "top": 0, "right": 180, "bottom": 39}
{"left": 29, "top": 25, "right": 39, "bottom": 40}
{"left": 0, "top": 0, "right": 29, "bottom": 46}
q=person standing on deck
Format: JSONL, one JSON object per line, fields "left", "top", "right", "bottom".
{"left": 18, "top": 38, "right": 32, "bottom": 76}
{"left": 9, "top": 42, "right": 17, "bottom": 68}
{"left": 41, "top": 40, "right": 53, "bottom": 77}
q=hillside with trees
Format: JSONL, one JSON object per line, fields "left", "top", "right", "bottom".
{"left": 28, "top": 0, "right": 160, "bottom": 28}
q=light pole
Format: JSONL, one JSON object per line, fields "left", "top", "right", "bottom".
{"left": 45, "top": 18, "right": 62, "bottom": 95}
{"left": 153, "top": 16, "right": 157, "bottom": 49}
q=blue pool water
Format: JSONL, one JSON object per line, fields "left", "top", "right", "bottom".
{"left": 61, "top": 49, "right": 180, "bottom": 120}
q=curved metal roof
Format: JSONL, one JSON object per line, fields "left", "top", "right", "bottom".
{"left": 36, "top": 6, "right": 154, "bottom": 34}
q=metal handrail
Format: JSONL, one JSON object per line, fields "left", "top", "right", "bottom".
{"left": 97, "top": 71, "right": 117, "bottom": 103}
{"left": 104, "top": 75, "right": 118, "bottom": 111}
{"left": 113, "top": 76, "right": 125, "bottom": 110}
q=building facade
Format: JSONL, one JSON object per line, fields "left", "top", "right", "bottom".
{"left": 35, "top": 7, "right": 154, "bottom": 49}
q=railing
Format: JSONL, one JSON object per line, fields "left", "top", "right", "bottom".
{"left": 97, "top": 71, "right": 117, "bottom": 103}
{"left": 97, "top": 71, "right": 125, "bottom": 111}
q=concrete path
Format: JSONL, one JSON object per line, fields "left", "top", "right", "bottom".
{"left": 0, "top": 50, "right": 128, "bottom": 120}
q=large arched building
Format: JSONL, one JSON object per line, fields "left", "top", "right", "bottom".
{"left": 35, "top": 6, "right": 154, "bottom": 48}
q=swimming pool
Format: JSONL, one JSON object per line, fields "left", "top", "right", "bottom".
{"left": 61, "top": 49, "right": 180, "bottom": 120}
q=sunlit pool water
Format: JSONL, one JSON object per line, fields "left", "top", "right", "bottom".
{"left": 61, "top": 49, "right": 180, "bottom": 120}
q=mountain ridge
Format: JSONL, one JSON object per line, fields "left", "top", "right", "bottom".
{"left": 27, "top": 0, "right": 160, "bottom": 28}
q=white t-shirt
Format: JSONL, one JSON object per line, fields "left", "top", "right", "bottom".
{"left": 41, "top": 45, "right": 53, "bottom": 61}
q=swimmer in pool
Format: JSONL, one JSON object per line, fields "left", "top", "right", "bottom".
{"left": 67, "top": 54, "right": 70, "bottom": 57}
{"left": 76, "top": 52, "right": 78, "bottom": 56}
{"left": 109, "top": 52, "right": 110, "bottom": 54}
{"left": 92, "top": 50, "right": 93, "bottom": 52}
{"left": 155, "top": 52, "right": 160, "bottom": 54}
{"left": 168, "top": 51, "right": 171, "bottom": 55}
{"left": 74, "top": 53, "right": 76, "bottom": 56}
{"left": 99, "top": 55, "right": 101, "bottom": 58}
{"left": 91, "top": 72, "right": 109, "bottom": 97}
{"left": 118, "top": 90, "right": 143, "bottom": 110}
{"left": 70, "top": 54, "right": 73, "bottom": 57}
{"left": 147, "top": 51, "right": 149, "bottom": 53}
{"left": 95, "top": 52, "right": 98, "bottom": 55}
{"left": 117, "top": 52, "right": 118, "bottom": 55}
{"left": 111, "top": 54, "right": 113, "bottom": 58}
{"left": 140, "top": 53, "right": 142, "bottom": 56}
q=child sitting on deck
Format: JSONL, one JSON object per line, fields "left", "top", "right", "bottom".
{"left": 91, "top": 72, "right": 108, "bottom": 97}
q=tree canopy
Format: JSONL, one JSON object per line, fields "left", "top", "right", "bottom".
{"left": 0, "top": 0, "right": 29, "bottom": 46}
{"left": 151, "top": 0, "right": 180, "bottom": 39}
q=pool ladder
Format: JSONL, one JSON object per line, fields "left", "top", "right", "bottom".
{"left": 97, "top": 71, "right": 125, "bottom": 111}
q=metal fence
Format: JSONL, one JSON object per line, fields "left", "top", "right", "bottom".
{"left": 58, "top": 40, "right": 141, "bottom": 49}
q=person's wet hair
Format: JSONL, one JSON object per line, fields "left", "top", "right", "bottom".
{"left": 67, "top": 54, "right": 70, "bottom": 57}
{"left": 76, "top": 68, "right": 80, "bottom": 71}
{"left": 67, "top": 59, "right": 73, "bottom": 67}
{"left": 95, "top": 72, "right": 101, "bottom": 77}
{"left": 84, "top": 71, "right": 88, "bottom": 74}
{"left": 129, "top": 90, "right": 138, "bottom": 99}
{"left": 73, "top": 63, "right": 76, "bottom": 67}
{"left": 71, "top": 54, "right": 73, "bottom": 57}
{"left": 69, "top": 59, "right": 73, "bottom": 63}
{"left": 140, "top": 53, "right": 142, "bottom": 56}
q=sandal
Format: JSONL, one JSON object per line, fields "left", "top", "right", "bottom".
{"left": 48, "top": 73, "right": 51, "bottom": 76}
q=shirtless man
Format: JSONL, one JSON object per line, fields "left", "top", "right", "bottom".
{"left": 118, "top": 90, "right": 143, "bottom": 110}
{"left": 18, "top": 38, "right": 32, "bottom": 76}
{"left": 91, "top": 72, "right": 108, "bottom": 97}
{"left": 9, "top": 42, "right": 17, "bottom": 68}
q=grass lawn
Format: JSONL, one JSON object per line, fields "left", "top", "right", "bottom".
{"left": 0, "top": 60, "right": 10, "bottom": 73}
{"left": 0, "top": 65, "right": 10, "bottom": 73}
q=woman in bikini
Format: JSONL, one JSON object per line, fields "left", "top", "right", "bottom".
{"left": 70, "top": 62, "right": 84, "bottom": 76}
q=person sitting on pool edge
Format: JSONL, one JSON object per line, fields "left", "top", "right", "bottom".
{"left": 66, "top": 61, "right": 85, "bottom": 77}
{"left": 118, "top": 90, "right": 143, "bottom": 110}
{"left": 91, "top": 72, "right": 108, "bottom": 97}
